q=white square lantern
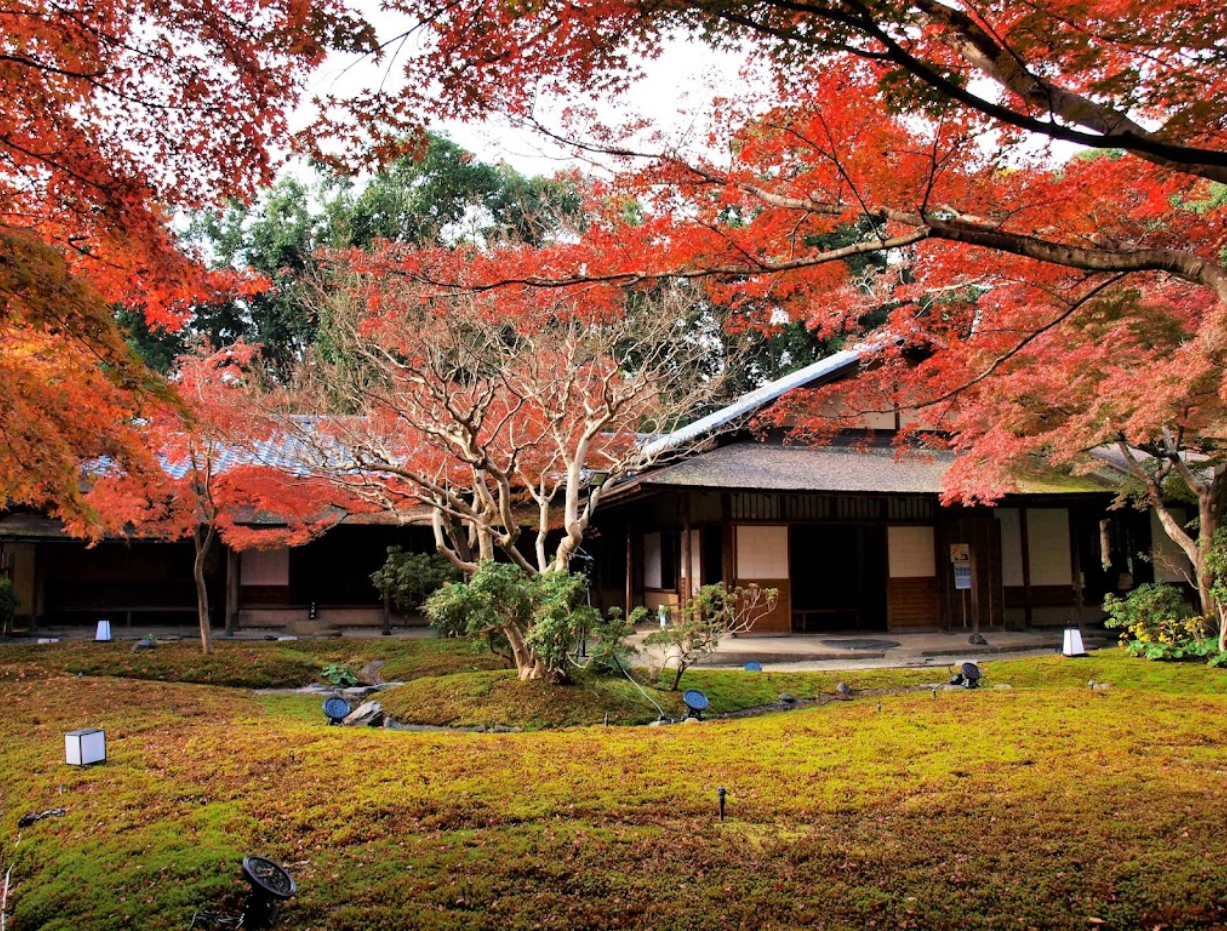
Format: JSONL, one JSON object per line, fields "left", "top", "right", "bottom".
{"left": 95, "top": 620, "right": 112, "bottom": 642}
{"left": 1062, "top": 628, "right": 1087, "bottom": 657}
{"left": 65, "top": 728, "right": 106, "bottom": 766}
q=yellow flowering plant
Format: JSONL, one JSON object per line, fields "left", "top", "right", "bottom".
{"left": 1103, "top": 583, "right": 1216, "bottom": 661}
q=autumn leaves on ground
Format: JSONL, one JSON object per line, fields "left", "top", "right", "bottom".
{"left": 2, "top": 641, "right": 1226, "bottom": 931}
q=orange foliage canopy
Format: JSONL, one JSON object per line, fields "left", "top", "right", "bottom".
{"left": 3, "top": 0, "right": 373, "bottom": 322}
{"left": 327, "top": 0, "right": 1227, "bottom": 608}
{"left": 351, "top": 2, "right": 1226, "bottom": 500}
{"left": 371, "top": 0, "right": 1227, "bottom": 177}
{"left": 83, "top": 344, "right": 347, "bottom": 547}
{"left": 1, "top": 0, "right": 373, "bottom": 521}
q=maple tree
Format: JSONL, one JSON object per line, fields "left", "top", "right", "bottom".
{"left": 277, "top": 252, "right": 741, "bottom": 677}
{"left": 1, "top": 0, "right": 374, "bottom": 519}
{"left": 331, "top": 1, "right": 1227, "bottom": 623}
{"left": 85, "top": 345, "right": 342, "bottom": 654}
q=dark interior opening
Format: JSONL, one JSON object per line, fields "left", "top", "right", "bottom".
{"left": 701, "top": 524, "right": 723, "bottom": 586}
{"left": 789, "top": 524, "right": 887, "bottom": 631}
{"left": 290, "top": 526, "right": 433, "bottom": 605}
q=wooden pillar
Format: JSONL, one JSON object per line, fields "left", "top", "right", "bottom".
{"left": 0, "top": 545, "right": 9, "bottom": 638}
{"left": 680, "top": 493, "right": 692, "bottom": 606}
{"left": 624, "top": 517, "right": 634, "bottom": 616}
{"left": 1070, "top": 506, "right": 1085, "bottom": 631}
{"left": 722, "top": 494, "right": 736, "bottom": 587}
{"left": 935, "top": 516, "right": 952, "bottom": 630}
{"left": 1019, "top": 506, "right": 1033, "bottom": 627}
{"left": 981, "top": 514, "right": 1003, "bottom": 629}
{"left": 31, "top": 541, "right": 41, "bottom": 633}
{"left": 224, "top": 547, "right": 239, "bottom": 633}
{"left": 969, "top": 538, "right": 981, "bottom": 636}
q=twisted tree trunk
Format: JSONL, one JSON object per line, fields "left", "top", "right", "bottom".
{"left": 193, "top": 525, "right": 217, "bottom": 656}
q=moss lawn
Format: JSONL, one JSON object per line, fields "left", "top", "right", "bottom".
{"left": 1, "top": 644, "right": 1225, "bottom": 930}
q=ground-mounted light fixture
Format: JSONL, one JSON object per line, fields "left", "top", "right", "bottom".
{"left": 94, "top": 620, "right": 112, "bottom": 642}
{"left": 65, "top": 728, "right": 106, "bottom": 766}
{"left": 682, "top": 689, "right": 709, "bottom": 720}
{"left": 323, "top": 697, "right": 350, "bottom": 726}
{"left": 1062, "top": 628, "right": 1087, "bottom": 657}
{"left": 947, "top": 662, "right": 983, "bottom": 689}
{"left": 241, "top": 856, "right": 297, "bottom": 928}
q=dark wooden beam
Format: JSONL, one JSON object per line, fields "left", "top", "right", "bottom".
{"left": 1019, "top": 506, "right": 1033, "bottom": 627}
{"left": 224, "top": 547, "right": 239, "bottom": 633}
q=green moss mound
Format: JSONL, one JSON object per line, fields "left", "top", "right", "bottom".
{"left": 0, "top": 640, "right": 320, "bottom": 688}
{"left": 0, "top": 636, "right": 507, "bottom": 689}
{"left": 278, "top": 636, "right": 508, "bottom": 682}
{"left": 381, "top": 650, "right": 1227, "bottom": 731}
{"left": 380, "top": 669, "right": 685, "bottom": 729}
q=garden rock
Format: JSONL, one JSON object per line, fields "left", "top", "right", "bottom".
{"left": 341, "top": 686, "right": 380, "bottom": 702}
{"left": 356, "top": 659, "right": 386, "bottom": 686}
{"left": 968, "top": 633, "right": 988, "bottom": 645}
{"left": 834, "top": 683, "right": 853, "bottom": 701}
{"left": 288, "top": 683, "right": 334, "bottom": 696}
{"left": 343, "top": 700, "right": 384, "bottom": 727}
{"left": 778, "top": 693, "right": 797, "bottom": 704}
{"left": 131, "top": 640, "right": 156, "bottom": 653}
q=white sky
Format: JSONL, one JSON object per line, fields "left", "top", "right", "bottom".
{"left": 298, "top": 7, "right": 752, "bottom": 179}
{"left": 290, "top": 5, "right": 1082, "bottom": 188}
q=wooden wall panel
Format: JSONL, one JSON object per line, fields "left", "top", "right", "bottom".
{"left": 1006, "top": 584, "right": 1075, "bottom": 606}
{"left": 887, "top": 526, "right": 936, "bottom": 577}
{"left": 888, "top": 577, "right": 940, "bottom": 629}
{"left": 735, "top": 578, "right": 791, "bottom": 634}
{"left": 238, "top": 585, "right": 291, "bottom": 607}
{"left": 240, "top": 548, "right": 289, "bottom": 585}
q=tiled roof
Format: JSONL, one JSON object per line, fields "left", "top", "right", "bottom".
{"left": 634, "top": 442, "right": 1109, "bottom": 495}
{"left": 159, "top": 416, "right": 341, "bottom": 481}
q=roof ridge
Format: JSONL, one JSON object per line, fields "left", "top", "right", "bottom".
{"left": 642, "top": 344, "right": 874, "bottom": 458}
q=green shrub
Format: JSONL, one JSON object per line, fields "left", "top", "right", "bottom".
{"left": 425, "top": 562, "right": 631, "bottom": 680}
{"left": 370, "top": 547, "right": 462, "bottom": 612}
{"left": 321, "top": 663, "right": 359, "bottom": 687}
{"left": 583, "top": 605, "right": 644, "bottom": 675}
{"left": 1103, "top": 582, "right": 1213, "bottom": 661}
{"left": 645, "top": 583, "right": 778, "bottom": 689}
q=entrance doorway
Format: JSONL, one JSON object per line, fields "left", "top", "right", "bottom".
{"left": 788, "top": 525, "right": 887, "bottom": 632}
